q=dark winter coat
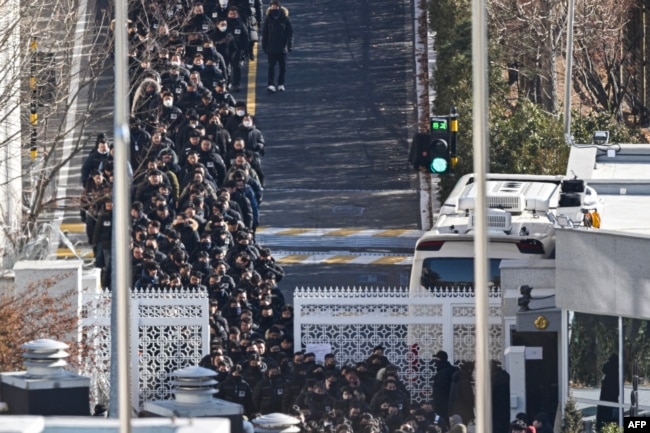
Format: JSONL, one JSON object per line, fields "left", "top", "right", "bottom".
{"left": 262, "top": 9, "right": 293, "bottom": 54}
{"left": 448, "top": 362, "right": 475, "bottom": 425}
{"left": 432, "top": 360, "right": 458, "bottom": 421}
{"left": 252, "top": 376, "right": 286, "bottom": 414}
{"left": 217, "top": 374, "right": 255, "bottom": 416}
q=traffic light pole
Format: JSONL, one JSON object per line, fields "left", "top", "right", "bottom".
{"left": 413, "top": 0, "right": 434, "bottom": 230}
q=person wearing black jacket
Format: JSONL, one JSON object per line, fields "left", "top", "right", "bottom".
{"left": 224, "top": 180, "right": 254, "bottom": 230}
{"left": 431, "top": 350, "right": 458, "bottom": 423}
{"left": 216, "top": 365, "right": 255, "bottom": 417}
{"left": 205, "top": 111, "right": 231, "bottom": 157}
{"left": 197, "top": 136, "right": 227, "bottom": 186}
{"left": 262, "top": 0, "right": 293, "bottom": 92}
{"left": 253, "top": 363, "right": 285, "bottom": 414}
{"left": 158, "top": 92, "right": 186, "bottom": 137}
{"left": 225, "top": 6, "right": 250, "bottom": 92}
{"left": 81, "top": 134, "right": 111, "bottom": 185}
{"left": 211, "top": 19, "right": 239, "bottom": 81}
{"left": 234, "top": 113, "right": 264, "bottom": 149}
{"left": 254, "top": 248, "right": 285, "bottom": 282}
{"left": 183, "top": 2, "right": 214, "bottom": 33}
{"left": 92, "top": 197, "right": 114, "bottom": 288}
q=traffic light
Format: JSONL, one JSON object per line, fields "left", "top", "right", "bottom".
{"left": 409, "top": 132, "right": 432, "bottom": 170}
{"left": 409, "top": 111, "right": 458, "bottom": 174}
{"left": 428, "top": 117, "right": 451, "bottom": 174}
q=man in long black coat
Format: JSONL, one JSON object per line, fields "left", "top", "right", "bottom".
{"left": 431, "top": 350, "right": 458, "bottom": 423}
{"left": 261, "top": 0, "right": 293, "bottom": 92}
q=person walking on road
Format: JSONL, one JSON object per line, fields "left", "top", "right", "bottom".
{"left": 262, "top": 0, "right": 293, "bottom": 93}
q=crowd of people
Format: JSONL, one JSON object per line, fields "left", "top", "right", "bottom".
{"left": 80, "top": 0, "right": 295, "bottom": 287}
{"left": 77, "top": 0, "right": 554, "bottom": 431}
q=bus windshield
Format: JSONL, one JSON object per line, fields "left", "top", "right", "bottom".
{"left": 420, "top": 258, "right": 502, "bottom": 290}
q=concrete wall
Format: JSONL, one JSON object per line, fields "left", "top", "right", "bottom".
{"left": 13, "top": 260, "right": 83, "bottom": 299}
{"left": 500, "top": 259, "right": 556, "bottom": 317}
{"left": 555, "top": 229, "right": 650, "bottom": 319}
{"left": 12, "top": 260, "right": 84, "bottom": 343}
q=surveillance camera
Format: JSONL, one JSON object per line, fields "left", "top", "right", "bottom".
{"left": 592, "top": 131, "right": 609, "bottom": 145}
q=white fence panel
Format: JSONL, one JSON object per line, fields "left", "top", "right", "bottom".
{"left": 80, "top": 287, "right": 210, "bottom": 409}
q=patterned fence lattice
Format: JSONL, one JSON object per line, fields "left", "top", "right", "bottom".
{"left": 79, "top": 288, "right": 210, "bottom": 409}
{"left": 293, "top": 286, "right": 503, "bottom": 404}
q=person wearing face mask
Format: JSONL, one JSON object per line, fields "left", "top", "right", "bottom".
{"left": 193, "top": 52, "right": 226, "bottom": 90}
{"left": 252, "top": 363, "right": 285, "bottom": 414}
{"left": 211, "top": 80, "right": 237, "bottom": 110}
{"left": 226, "top": 101, "right": 248, "bottom": 134}
{"left": 167, "top": 52, "right": 191, "bottom": 79}
{"left": 161, "top": 64, "right": 187, "bottom": 96}
{"left": 234, "top": 114, "right": 265, "bottom": 162}
{"left": 216, "top": 364, "right": 255, "bottom": 417}
{"left": 225, "top": 6, "right": 250, "bottom": 92}
{"left": 131, "top": 78, "right": 162, "bottom": 124}
{"left": 177, "top": 80, "right": 205, "bottom": 113}
{"left": 210, "top": 18, "right": 239, "bottom": 82}
{"left": 304, "top": 381, "right": 336, "bottom": 422}
{"left": 183, "top": 2, "right": 214, "bottom": 33}
{"left": 174, "top": 110, "right": 202, "bottom": 152}
{"left": 223, "top": 297, "right": 244, "bottom": 326}
{"left": 81, "top": 133, "right": 112, "bottom": 185}
{"left": 262, "top": 0, "right": 293, "bottom": 92}
{"left": 158, "top": 91, "right": 185, "bottom": 134}
{"left": 370, "top": 379, "right": 411, "bottom": 417}
{"left": 205, "top": 110, "right": 231, "bottom": 156}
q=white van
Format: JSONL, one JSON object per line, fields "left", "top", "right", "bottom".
{"left": 409, "top": 173, "right": 572, "bottom": 291}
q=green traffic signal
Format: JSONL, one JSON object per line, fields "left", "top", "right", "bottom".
{"left": 428, "top": 138, "right": 450, "bottom": 174}
{"left": 430, "top": 157, "right": 449, "bottom": 173}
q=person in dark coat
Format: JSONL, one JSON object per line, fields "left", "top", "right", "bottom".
{"left": 211, "top": 19, "right": 239, "bottom": 83}
{"left": 252, "top": 363, "right": 285, "bottom": 414}
{"left": 197, "top": 136, "right": 227, "bottom": 186}
{"left": 370, "top": 378, "right": 410, "bottom": 417}
{"left": 303, "top": 381, "right": 336, "bottom": 421}
{"left": 448, "top": 361, "right": 475, "bottom": 425}
{"left": 533, "top": 411, "right": 553, "bottom": 433}
{"left": 596, "top": 353, "right": 620, "bottom": 430}
{"left": 225, "top": 6, "right": 250, "bottom": 92}
{"left": 216, "top": 365, "right": 255, "bottom": 417}
{"left": 432, "top": 350, "right": 458, "bottom": 423}
{"left": 261, "top": 0, "right": 293, "bottom": 92}
{"left": 172, "top": 213, "right": 201, "bottom": 256}
{"left": 81, "top": 134, "right": 111, "bottom": 185}
{"left": 92, "top": 197, "right": 114, "bottom": 288}
{"left": 233, "top": 113, "right": 264, "bottom": 149}
{"left": 183, "top": 2, "right": 214, "bottom": 33}
{"left": 491, "top": 360, "right": 511, "bottom": 433}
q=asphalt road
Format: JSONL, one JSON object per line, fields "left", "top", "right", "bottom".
{"left": 250, "top": 0, "right": 419, "bottom": 229}
{"left": 249, "top": 0, "right": 421, "bottom": 294}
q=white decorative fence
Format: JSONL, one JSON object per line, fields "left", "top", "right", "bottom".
{"left": 80, "top": 288, "right": 210, "bottom": 410}
{"left": 293, "top": 286, "right": 503, "bottom": 403}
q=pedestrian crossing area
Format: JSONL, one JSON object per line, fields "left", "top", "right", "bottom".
{"left": 55, "top": 224, "right": 421, "bottom": 265}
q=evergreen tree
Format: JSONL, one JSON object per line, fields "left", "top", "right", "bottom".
{"left": 561, "top": 396, "right": 584, "bottom": 433}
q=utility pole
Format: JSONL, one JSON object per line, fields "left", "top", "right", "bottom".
{"left": 472, "top": 0, "right": 492, "bottom": 431}
{"left": 109, "top": 0, "right": 133, "bottom": 428}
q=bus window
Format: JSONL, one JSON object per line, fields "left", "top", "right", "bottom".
{"left": 420, "top": 258, "right": 502, "bottom": 290}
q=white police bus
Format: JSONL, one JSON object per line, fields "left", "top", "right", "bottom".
{"left": 409, "top": 173, "right": 587, "bottom": 291}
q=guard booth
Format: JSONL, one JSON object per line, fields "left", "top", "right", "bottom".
{"left": 513, "top": 307, "right": 560, "bottom": 425}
